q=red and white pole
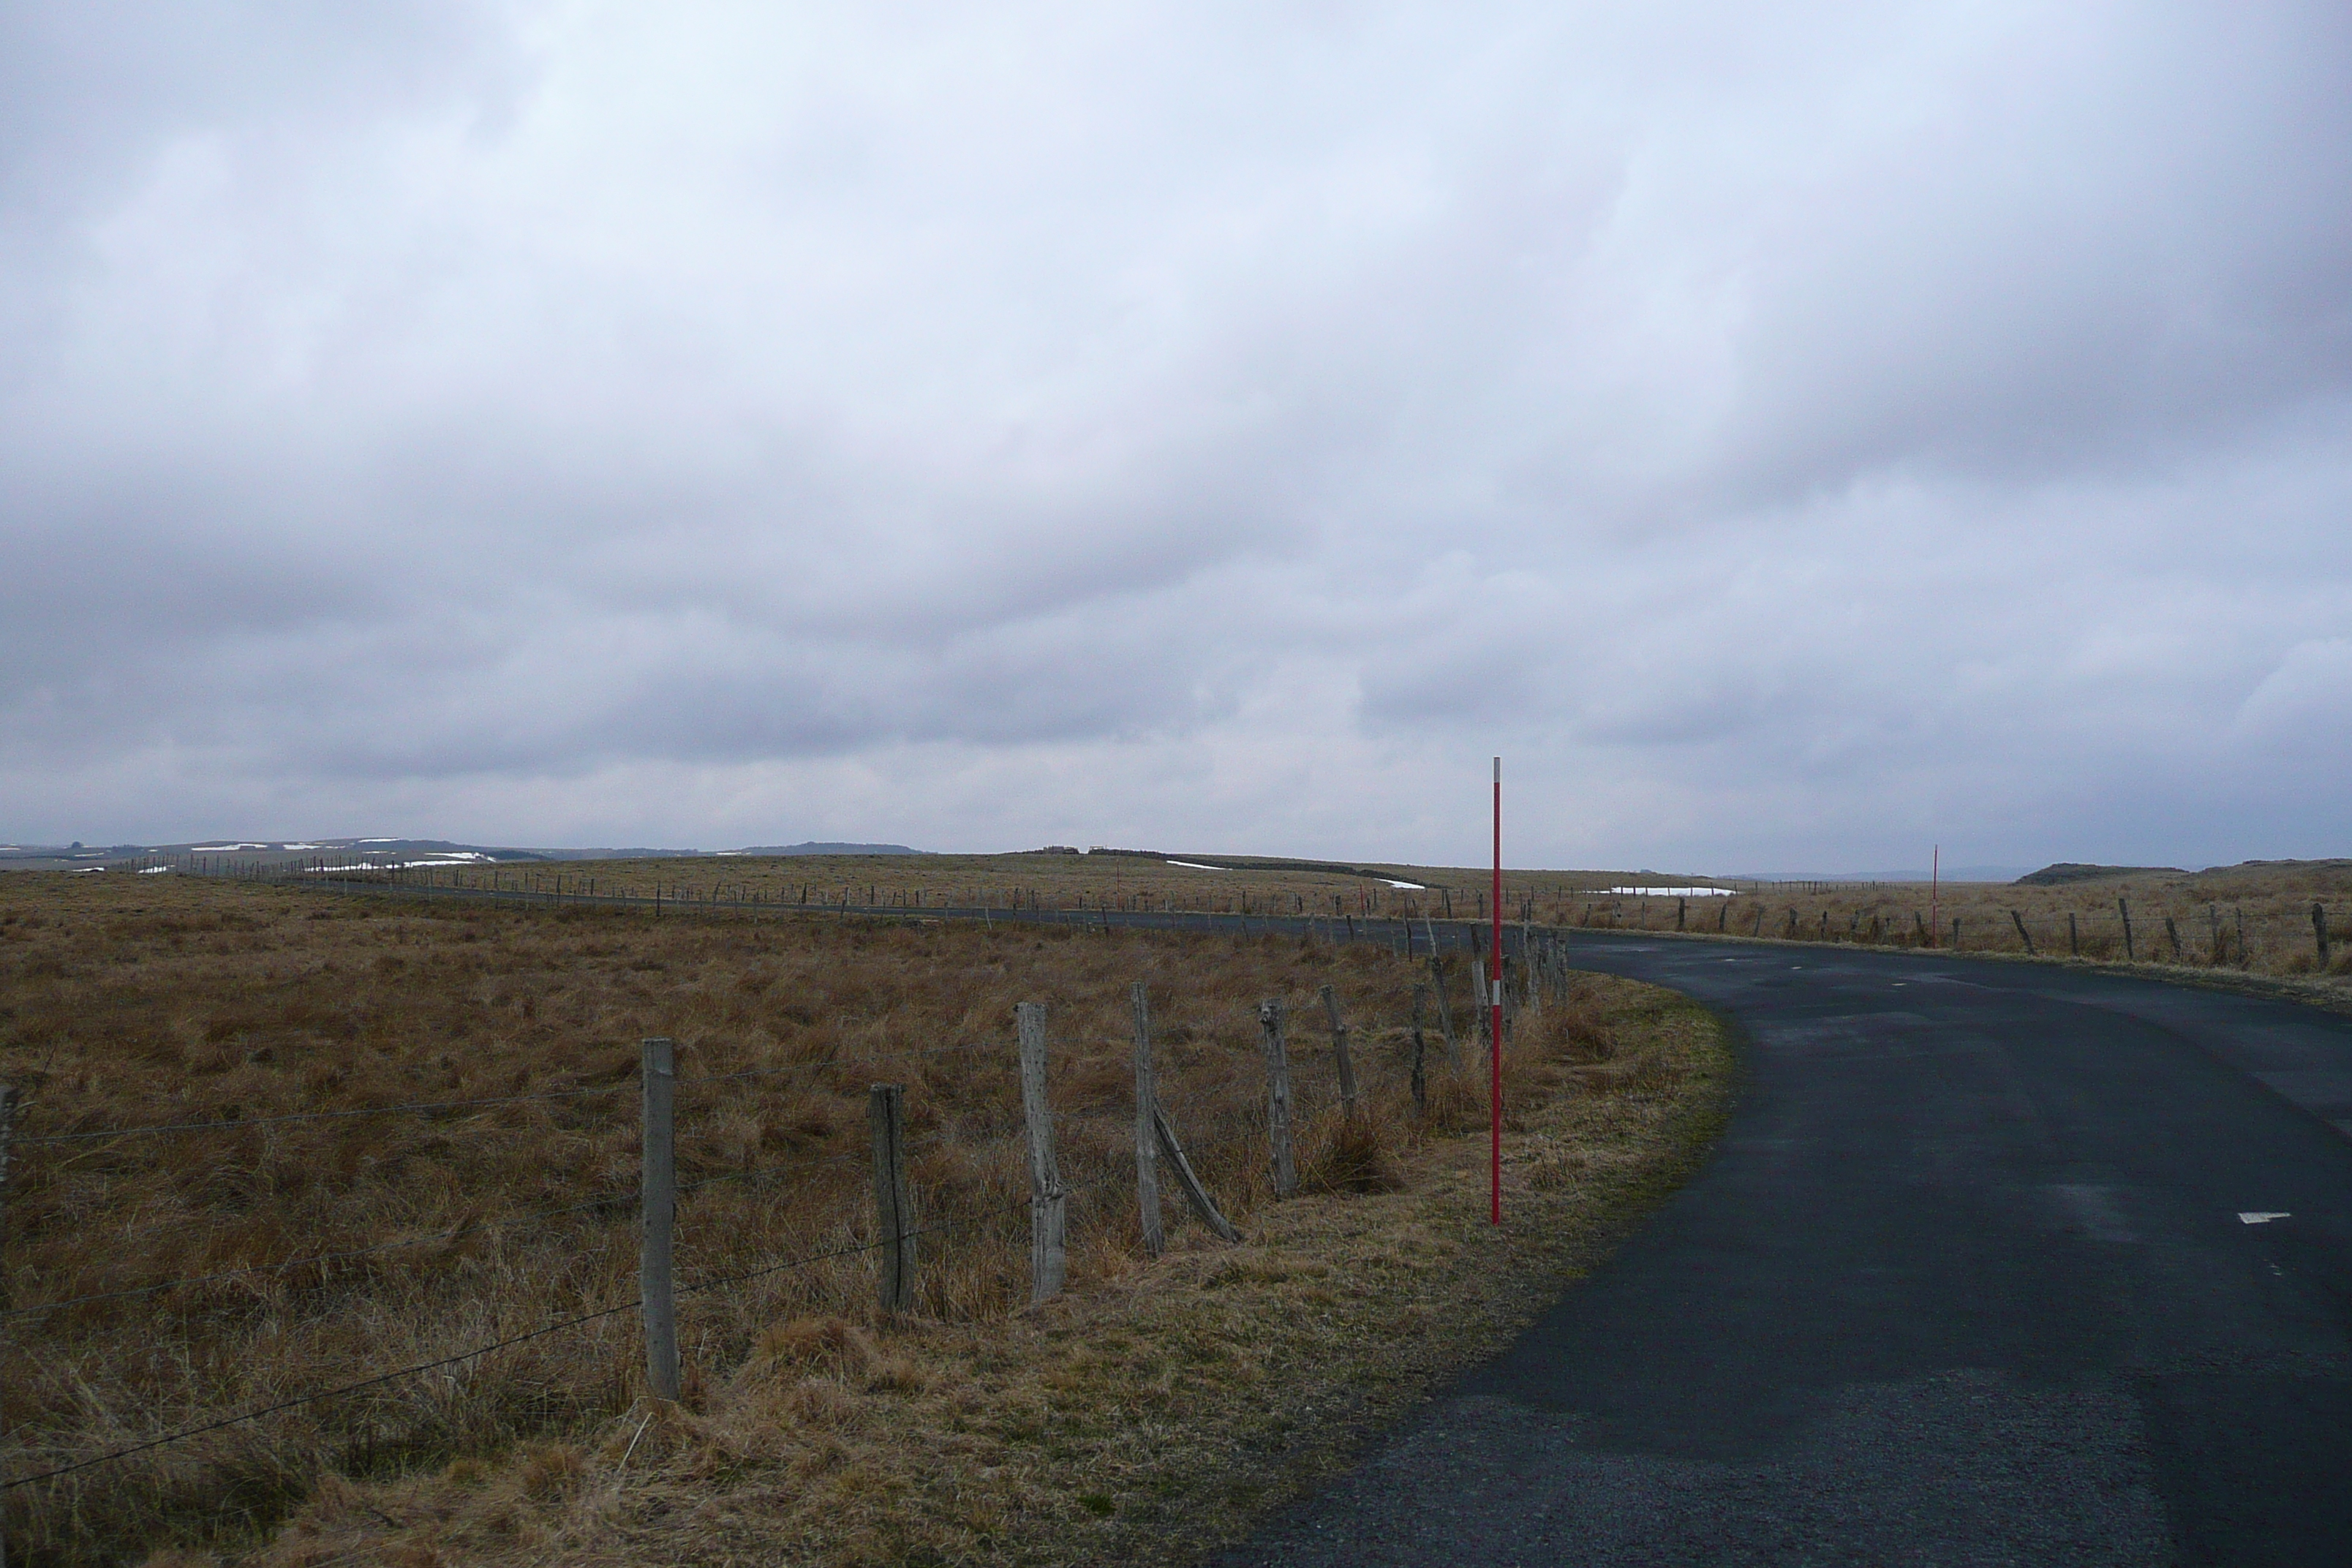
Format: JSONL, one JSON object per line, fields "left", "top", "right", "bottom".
{"left": 1490, "top": 755, "right": 1503, "bottom": 1226}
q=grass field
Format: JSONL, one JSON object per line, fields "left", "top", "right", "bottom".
{"left": 0, "top": 872, "right": 1728, "bottom": 1566}
{"left": 1574, "top": 859, "right": 2352, "bottom": 990}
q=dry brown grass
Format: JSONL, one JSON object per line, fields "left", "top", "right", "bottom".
{"left": 0, "top": 874, "right": 1728, "bottom": 1567}
{"left": 1573, "top": 862, "right": 2352, "bottom": 993}
{"left": 331, "top": 848, "right": 1632, "bottom": 929}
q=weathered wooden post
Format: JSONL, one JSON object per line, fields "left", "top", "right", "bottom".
{"left": 1409, "top": 986, "right": 1431, "bottom": 1113}
{"left": 2010, "top": 910, "right": 2035, "bottom": 956}
{"left": 1428, "top": 957, "right": 1459, "bottom": 1066}
{"left": 1, "top": 1079, "right": 13, "bottom": 1568}
{"left": 868, "top": 1084, "right": 916, "bottom": 1313}
{"left": 1319, "top": 985, "right": 1359, "bottom": 1118}
{"left": 2315, "top": 902, "right": 2332, "bottom": 968}
{"left": 2118, "top": 898, "right": 2136, "bottom": 960}
{"left": 639, "top": 1039, "right": 679, "bottom": 1401}
{"left": 1259, "top": 1000, "right": 1297, "bottom": 1198}
{"left": 2164, "top": 914, "right": 2182, "bottom": 962}
{"left": 1150, "top": 1099, "right": 1240, "bottom": 1242}
{"left": 1131, "top": 982, "right": 1164, "bottom": 1257}
{"left": 1015, "top": 1003, "right": 1066, "bottom": 1303}
{"left": 1676, "top": 897, "right": 1686, "bottom": 931}
{"left": 2069, "top": 911, "right": 2080, "bottom": 957}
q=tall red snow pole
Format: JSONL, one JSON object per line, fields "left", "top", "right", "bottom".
{"left": 1490, "top": 756, "right": 1503, "bottom": 1226}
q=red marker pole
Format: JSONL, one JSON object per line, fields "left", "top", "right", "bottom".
{"left": 1490, "top": 755, "right": 1503, "bottom": 1226}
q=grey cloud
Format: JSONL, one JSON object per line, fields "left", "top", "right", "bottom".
{"left": 3, "top": 2, "right": 2349, "bottom": 867}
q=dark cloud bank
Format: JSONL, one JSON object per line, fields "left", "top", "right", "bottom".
{"left": 4, "top": 1, "right": 2348, "bottom": 870}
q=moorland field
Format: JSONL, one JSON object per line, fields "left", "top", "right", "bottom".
{"left": 0, "top": 872, "right": 1725, "bottom": 1567}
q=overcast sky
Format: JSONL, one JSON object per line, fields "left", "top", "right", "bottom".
{"left": 4, "top": 1, "right": 2348, "bottom": 872}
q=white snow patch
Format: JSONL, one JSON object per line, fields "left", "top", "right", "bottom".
{"left": 1592, "top": 886, "right": 1738, "bottom": 897}
{"left": 138, "top": 865, "right": 173, "bottom": 874}
{"left": 1384, "top": 878, "right": 1425, "bottom": 889}
{"left": 1166, "top": 860, "right": 1231, "bottom": 872}
{"left": 193, "top": 843, "right": 272, "bottom": 852}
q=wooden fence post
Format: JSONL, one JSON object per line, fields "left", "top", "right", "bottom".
{"left": 1, "top": 1079, "right": 13, "bottom": 1568}
{"left": 639, "top": 1038, "right": 679, "bottom": 1401}
{"left": 1409, "top": 986, "right": 1431, "bottom": 1113}
{"left": 1259, "top": 1000, "right": 1297, "bottom": 1198}
{"left": 2165, "top": 915, "right": 2182, "bottom": 962}
{"left": 2315, "top": 902, "right": 2332, "bottom": 968}
{"left": 868, "top": 1083, "right": 916, "bottom": 1313}
{"left": 1150, "top": 1101, "right": 1240, "bottom": 1242}
{"left": 2118, "top": 898, "right": 2136, "bottom": 960}
{"left": 2010, "top": 910, "right": 2035, "bottom": 956}
{"left": 1676, "top": 897, "right": 1686, "bottom": 931}
{"left": 1319, "top": 985, "right": 1359, "bottom": 1118}
{"left": 1428, "top": 957, "right": 1459, "bottom": 1066}
{"left": 1015, "top": 1003, "right": 1066, "bottom": 1303}
{"left": 2069, "top": 911, "right": 2080, "bottom": 957}
{"left": 1131, "top": 982, "right": 1164, "bottom": 1257}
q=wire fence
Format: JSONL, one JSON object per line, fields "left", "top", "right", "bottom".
{"left": 0, "top": 956, "right": 1478, "bottom": 1556}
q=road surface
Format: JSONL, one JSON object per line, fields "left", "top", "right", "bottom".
{"left": 1210, "top": 933, "right": 2352, "bottom": 1567}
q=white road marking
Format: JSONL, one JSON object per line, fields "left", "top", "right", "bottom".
{"left": 2238, "top": 1212, "right": 2291, "bottom": 1224}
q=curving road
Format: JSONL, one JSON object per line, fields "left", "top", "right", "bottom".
{"left": 1210, "top": 932, "right": 2352, "bottom": 1567}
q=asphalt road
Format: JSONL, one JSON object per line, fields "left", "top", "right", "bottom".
{"left": 1209, "top": 933, "right": 2352, "bottom": 1567}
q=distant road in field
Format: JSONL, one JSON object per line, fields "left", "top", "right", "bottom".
{"left": 1209, "top": 933, "right": 2352, "bottom": 1568}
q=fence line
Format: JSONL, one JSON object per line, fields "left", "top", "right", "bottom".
{"left": 18, "top": 1039, "right": 1061, "bottom": 1148}
{"left": 3, "top": 960, "right": 1460, "bottom": 1526}
{"left": 1, "top": 1142, "right": 1196, "bottom": 1494}
{"left": 5, "top": 1135, "right": 963, "bottom": 1320}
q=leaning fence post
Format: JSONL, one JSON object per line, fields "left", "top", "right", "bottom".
{"left": 1259, "top": 1000, "right": 1297, "bottom": 1198}
{"left": 2118, "top": 897, "right": 2136, "bottom": 960}
{"left": 1131, "top": 982, "right": 1164, "bottom": 1257}
{"left": 868, "top": 1083, "right": 916, "bottom": 1313}
{"left": 2010, "top": 910, "right": 2035, "bottom": 956}
{"left": 1151, "top": 1101, "right": 1240, "bottom": 1242}
{"left": 1318, "top": 984, "right": 1359, "bottom": 1118}
{"left": 1015, "top": 1003, "right": 1066, "bottom": 1303}
{"left": 639, "top": 1038, "right": 679, "bottom": 1401}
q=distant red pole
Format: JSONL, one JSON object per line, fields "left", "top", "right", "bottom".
{"left": 1490, "top": 755, "right": 1503, "bottom": 1226}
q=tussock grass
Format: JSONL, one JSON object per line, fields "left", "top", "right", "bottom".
{"left": 231, "top": 973, "right": 1726, "bottom": 1568}
{"left": 0, "top": 875, "right": 1726, "bottom": 1565}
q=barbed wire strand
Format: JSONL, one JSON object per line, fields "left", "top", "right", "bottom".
{"left": 2, "top": 1137, "right": 1233, "bottom": 1493}
{"left": 8, "top": 1134, "right": 967, "bottom": 1317}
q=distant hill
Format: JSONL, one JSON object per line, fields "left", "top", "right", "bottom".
{"left": 2016, "top": 862, "right": 2187, "bottom": 885}
{"left": 728, "top": 843, "right": 927, "bottom": 856}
